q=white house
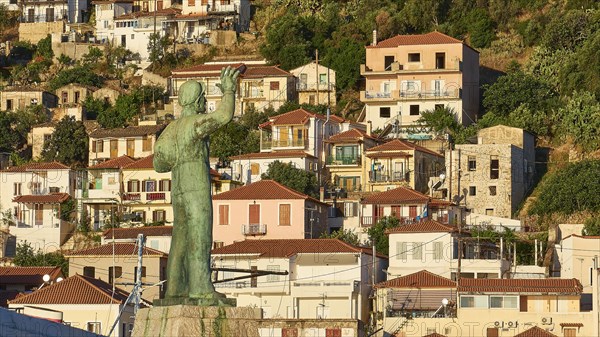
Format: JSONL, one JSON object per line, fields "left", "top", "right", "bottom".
{"left": 20, "top": 0, "right": 68, "bottom": 23}
{"left": 290, "top": 61, "right": 337, "bottom": 106}
{"left": 211, "top": 238, "right": 387, "bottom": 324}
{"left": 93, "top": 0, "right": 134, "bottom": 43}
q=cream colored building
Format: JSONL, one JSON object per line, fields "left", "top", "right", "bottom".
{"left": 87, "top": 124, "right": 165, "bottom": 166}
{"left": 102, "top": 226, "right": 173, "bottom": 254}
{"left": 212, "top": 238, "right": 387, "bottom": 323}
{"left": 440, "top": 125, "right": 535, "bottom": 218}
{"left": 27, "top": 123, "right": 56, "bottom": 160}
{"left": 66, "top": 242, "right": 168, "bottom": 301}
{"left": 8, "top": 274, "right": 135, "bottom": 336}
{"left": 0, "top": 87, "right": 57, "bottom": 112}
{"left": 93, "top": 0, "right": 134, "bottom": 43}
{"left": 92, "top": 86, "right": 124, "bottom": 105}
{"left": 55, "top": 83, "right": 97, "bottom": 107}
{"left": 290, "top": 61, "right": 337, "bottom": 106}
{"left": 361, "top": 31, "right": 479, "bottom": 135}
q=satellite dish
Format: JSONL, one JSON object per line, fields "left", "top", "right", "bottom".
{"left": 42, "top": 274, "right": 51, "bottom": 283}
{"left": 56, "top": 277, "right": 63, "bottom": 282}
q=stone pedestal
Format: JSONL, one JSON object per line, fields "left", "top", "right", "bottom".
{"left": 132, "top": 305, "right": 262, "bottom": 337}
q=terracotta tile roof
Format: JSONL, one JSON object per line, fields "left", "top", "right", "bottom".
{"left": 89, "top": 124, "right": 165, "bottom": 138}
{"left": 326, "top": 128, "right": 378, "bottom": 143}
{"left": 0, "top": 267, "right": 63, "bottom": 285}
{"left": 374, "top": 270, "right": 456, "bottom": 289}
{"left": 171, "top": 63, "right": 245, "bottom": 77}
{"left": 559, "top": 323, "right": 583, "bottom": 328}
{"left": 243, "top": 65, "right": 292, "bottom": 78}
{"left": 115, "top": 7, "right": 180, "bottom": 19}
{"left": 54, "top": 83, "right": 99, "bottom": 92}
{"left": 1, "top": 162, "right": 69, "bottom": 172}
{"left": 212, "top": 180, "right": 321, "bottom": 203}
{"left": 385, "top": 220, "right": 457, "bottom": 234}
{"left": 366, "top": 139, "right": 443, "bottom": 158}
{"left": 428, "top": 199, "right": 455, "bottom": 207}
{"left": 1, "top": 86, "right": 48, "bottom": 93}
{"left": 458, "top": 278, "right": 583, "bottom": 294}
{"left": 9, "top": 274, "right": 130, "bottom": 305}
{"left": 13, "top": 193, "right": 70, "bottom": 204}
{"left": 212, "top": 239, "right": 387, "bottom": 258}
{"left": 122, "top": 155, "right": 154, "bottom": 170}
{"left": 103, "top": 225, "right": 173, "bottom": 240}
{"left": 88, "top": 155, "right": 135, "bottom": 169}
{"left": 174, "top": 12, "right": 210, "bottom": 19}
{"left": 423, "top": 333, "right": 447, "bottom": 337}
{"left": 229, "top": 150, "right": 316, "bottom": 160}
{"left": 369, "top": 31, "right": 463, "bottom": 48}
{"left": 65, "top": 242, "right": 167, "bottom": 257}
{"left": 514, "top": 326, "right": 557, "bottom": 337}
{"left": 265, "top": 108, "right": 344, "bottom": 126}
{"left": 365, "top": 151, "right": 413, "bottom": 159}
{"left": 360, "top": 186, "right": 429, "bottom": 205}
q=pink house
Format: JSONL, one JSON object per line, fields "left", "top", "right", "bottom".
{"left": 212, "top": 180, "right": 328, "bottom": 247}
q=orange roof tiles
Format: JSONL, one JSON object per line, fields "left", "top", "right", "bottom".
{"left": 65, "top": 242, "right": 167, "bottom": 257}
{"left": 559, "top": 323, "right": 583, "bottom": 328}
{"left": 115, "top": 7, "right": 180, "bottom": 20}
{"left": 212, "top": 180, "right": 318, "bottom": 202}
{"left": 458, "top": 278, "right": 583, "bottom": 294}
{"left": 1, "top": 162, "right": 69, "bottom": 172}
{"left": 103, "top": 226, "right": 173, "bottom": 240}
{"left": 385, "top": 220, "right": 457, "bottom": 234}
{"left": 0, "top": 266, "right": 63, "bottom": 285}
{"left": 123, "top": 155, "right": 154, "bottom": 170}
{"left": 229, "top": 150, "right": 316, "bottom": 160}
{"left": 9, "top": 274, "right": 130, "bottom": 305}
{"left": 514, "top": 326, "right": 557, "bottom": 337}
{"left": 13, "top": 193, "right": 70, "bottom": 204}
{"left": 172, "top": 63, "right": 245, "bottom": 76}
{"left": 366, "top": 139, "right": 443, "bottom": 158}
{"left": 374, "top": 270, "right": 456, "bottom": 289}
{"left": 172, "top": 63, "right": 291, "bottom": 79}
{"left": 327, "top": 128, "right": 378, "bottom": 143}
{"left": 265, "top": 108, "right": 345, "bottom": 126}
{"left": 212, "top": 239, "right": 386, "bottom": 258}
{"left": 423, "top": 333, "right": 448, "bottom": 337}
{"left": 243, "top": 65, "right": 292, "bottom": 78}
{"left": 89, "top": 155, "right": 135, "bottom": 170}
{"left": 361, "top": 186, "right": 429, "bottom": 205}
{"left": 369, "top": 31, "right": 463, "bottom": 48}
{"left": 89, "top": 124, "right": 165, "bottom": 138}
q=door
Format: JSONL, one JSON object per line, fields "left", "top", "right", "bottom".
{"left": 34, "top": 204, "right": 43, "bottom": 226}
{"left": 121, "top": 35, "right": 126, "bottom": 47}
{"left": 126, "top": 139, "right": 135, "bottom": 157}
{"left": 249, "top": 204, "right": 260, "bottom": 225}
{"left": 373, "top": 205, "right": 384, "bottom": 224}
{"left": 486, "top": 328, "right": 498, "bottom": 337}
{"left": 45, "top": 7, "right": 54, "bottom": 22}
{"left": 110, "top": 140, "right": 118, "bottom": 158}
{"left": 278, "top": 127, "right": 289, "bottom": 147}
{"left": 391, "top": 205, "right": 402, "bottom": 219}
{"left": 27, "top": 9, "right": 34, "bottom": 22}
{"left": 409, "top": 205, "right": 417, "bottom": 219}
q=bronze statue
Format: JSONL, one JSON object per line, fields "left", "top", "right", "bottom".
{"left": 153, "top": 67, "right": 239, "bottom": 305}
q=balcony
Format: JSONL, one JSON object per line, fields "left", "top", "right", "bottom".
{"left": 20, "top": 14, "right": 66, "bottom": 23}
{"left": 360, "top": 90, "right": 399, "bottom": 102}
{"left": 122, "top": 193, "right": 141, "bottom": 201}
{"left": 360, "top": 62, "right": 461, "bottom": 75}
{"left": 361, "top": 216, "right": 416, "bottom": 227}
{"left": 271, "top": 138, "right": 308, "bottom": 149}
{"left": 326, "top": 155, "right": 361, "bottom": 166}
{"left": 242, "top": 224, "right": 267, "bottom": 236}
{"left": 369, "top": 170, "right": 409, "bottom": 183}
{"left": 146, "top": 192, "right": 166, "bottom": 201}
{"left": 400, "top": 88, "right": 460, "bottom": 99}
{"left": 296, "top": 82, "right": 335, "bottom": 92}
{"left": 291, "top": 280, "right": 358, "bottom": 297}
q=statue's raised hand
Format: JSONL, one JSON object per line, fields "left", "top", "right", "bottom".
{"left": 216, "top": 66, "right": 240, "bottom": 93}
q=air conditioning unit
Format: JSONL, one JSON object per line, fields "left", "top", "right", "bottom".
{"left": 494, "top": 321, "right": 504, "bottom": 328}
{"left": 541, "top": 317, "right": 552, "bottom": 325}
{"left": 505, "top": 321, "right": 518, "bottom": 328}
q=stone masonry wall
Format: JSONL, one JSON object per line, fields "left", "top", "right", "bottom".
{"left": 19, "top": 22, "right": 65, "bottom": 44}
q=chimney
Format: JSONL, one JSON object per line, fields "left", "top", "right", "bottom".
{"left": 372, "top": 30, "right": 377, "bottom": 46}
{"left": 367, "top": 121, "right": 373, "bottom": 136}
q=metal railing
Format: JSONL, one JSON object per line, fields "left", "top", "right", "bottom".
{"left": 369, "top": 170, "right": 408, "bottom": 183}
{"left": 326, "top": 155, "right": 361, "bottom": 165}
{"left": 296, "top": 82, "right": 335, "bottom": 91}
{"left": 122, "top": 193, "right": 141, "bottom": 201}
{"left": 20, "top": 14, "right": 66, "bottom": 23}
{"left": 271, "top": 139, "right": 308, "bottom": 148}
{"left": 242, "top": 224, "right": 267, "bottom": 235}
{"left": 146, "top": 192, "right": 166, "bottom": 201}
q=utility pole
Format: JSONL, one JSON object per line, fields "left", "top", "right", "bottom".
{"left": 448, "top": 133, "right": 453, "bottom": 202}
{"left": 134, "top": 233, "right": 144, "bottom": 314}
{"left": 315, "top": 49, "right": 319, "bottom": 105}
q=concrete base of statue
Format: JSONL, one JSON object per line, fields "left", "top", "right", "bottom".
{"left": 132, "top": 305, "right": 262, "bottom": 337}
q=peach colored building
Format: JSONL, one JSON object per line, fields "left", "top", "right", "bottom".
{"left": 211, "top": 180, "right": 328, "bottom": 247}
{"left": 361, "top": 31, "right": 479, "bottom": 135}
{"left": 87, "top": 124, "right": 165, "bottom": 166}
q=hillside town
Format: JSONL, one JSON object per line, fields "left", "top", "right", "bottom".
{"left": 0, "top": 1, "right": 600, "bottom": 337}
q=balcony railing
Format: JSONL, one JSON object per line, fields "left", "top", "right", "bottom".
{"left": 122, "top": 193, "right": 141, "bottom": 201}
{"left": 296, "top": 82, "right": 335, "bottom": 91}
{"left": 20, "top": 14, "right": 66, "bottom": 23}
{"left": 326, "top": 155, "right": 361, "bottom": 166}
{"left": 400, "top": 88, "right": 460, "bottom": 99}
{"left": 369, "top": 170, "right": 408, "bottom": 183}
{"left": 146, "top": 192, "right": 166, "bottom": 201}
{"left": 242, "top": 224, "right": 267, "bottom": 236}
{"left": 271, "top": 139, "right": 308, "bottom": 148}
{"left": 361, "top": 216, "right": 416, "bottom": 227}
{"left": 360, "top": 62, "right": 461, "bottom": 74}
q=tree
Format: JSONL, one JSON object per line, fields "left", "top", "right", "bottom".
{"left": 41, "top": 116, "right": 88, "bottom": 166}
{"left": 320, "top": 229, "right": 362, "bottom": 246}
{"left": 83, "top": 96, "right": 110, "bottom": 120}
{"left": 260, "top": 11, "right": 312, "bottom": 70}
{"left": 323, "top": 35, "right": 365, "bottom": 91}
{"left": 81, "top": 47, "right": 103, "bottom": 67}
{"left": 557, "top": 91, "right": 600, "bottom": 152}
{"left": 209, "top": 122, "right": 256, "bottom": 161}
{"left": 13, "top": 241, "right": 69, "bottom": 276}
{"left": 97, "top": 94, "right": 139, "bottom": 128}
{"left": 261, "top": 161, "right": 319, "bottom": 197}
{"left": 148, "top": 33, "right": 172, "bottom": 66}
{"left": 36, "top": 34, "right": 54, "bottom": 60}
{"left": 468, "top": 8, "right": 495, "bottom": 48}
{"left": 47, "top": 65, "right": 103, "bottom": 92}
{"left": 366, "top": 216, "right": 399, "bottom": 256}
{"left": 542, "top": 10, "right": 592, "bottom": 51}
{"left": 0, "top": 112, "right": 23, "bottom": 153}
{"left": 583, "top": 217, "right": 600, "bottom": 236}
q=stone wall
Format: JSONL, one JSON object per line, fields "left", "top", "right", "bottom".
{"left": 19, "top": 22, "right": 65, "bottom": 44}
{"left": 51, "top": 40, "right": 103, "bottom": 62}
{"left": 142, "top": 70, "right": 168, "bottom": 89}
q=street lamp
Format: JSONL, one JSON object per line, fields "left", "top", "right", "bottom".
{"left": 442, "top": 298, "right": 449, "bottom": 317}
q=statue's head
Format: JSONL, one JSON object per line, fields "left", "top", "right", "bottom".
{"left": 179, "top": 80, "right": 206, "bottom": 116}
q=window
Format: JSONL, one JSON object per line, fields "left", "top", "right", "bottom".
{"left": 152, "top": 210, "right": 165, "bottom": 222}
{"left": 134, "top": 266, "right": 147, "bottom": 282}
{"left": 279, "top": 204, "right": 291, "bottom": 226}
{"left": 250, "top": 163, "right": 260, "bottom": 175}
{"left": 213, "top": 241, "right": 224, "bottom": 249}
{"left": 104, "top": 20, "right": 108, "bottom": 29}
{"left": 92, "top": 140, "right": 104, "bottom": 153}
{"left": 13, "top": 183, "right": 21, "bottom": 196}
{"left": 469, "top": 186, "right": 476, "bottom": 196}
{"left": 131, "top": 34, "right": 135, "bottom": 39}
{"left": 133, "top": 211, "right": 145, "bottom": 222}
{"left": 460, "top": 295, "right": 488, "bottom": 308}
{"left": 379, "top": 107, "right": 391, "bottom": 118}
{"left": 83, "top": 266, "right": 95, "bottom": 278}
{"left": 188, "top": 0, "right": 194, "bottom": 6}
{"left": 61, "top": 91, "right": 68, "bottom": 103}
{"left": 143, "top": 180, "right": 156, "bottom": 192}
{"left": 159, "top": 179, "right": 171, "bottom": 191}
{"left": 270, "top": 81, "right": 279, "bottom": 90}
{"left": 87, "top": 322, "right": 101, "bottom": 333}
{"left": 489, "top": 186, "right": 497, "bottom": 196}
{"left": 319, "top": 73, "right": 327, "bottom": 84}
{"left": 564, "top": 328, "right": 577, "bottom": 337}
{"left": 142, "top": 135, "right": 152, "bottom": 151}
{"left": 266, "top": 265, "right": 280, "bottom": 282}
{"left": 433, "top": 241, "right": 443, "bottom": 260}
{"left": 128, "top": 180, "right": 140, "bottom": 192}
{"left": 412, "top": 242, "right": 423, "bottom": 260}
{"left": 468, "top": 156, "right": 476, "bottom": 171}
{"left": 74, "top": 91, "right": 80, "bottom": 104}
{"left": 108, "top": 266, "right": 122, "bottom": 284}
{"left": 6, "top": 99, "right": 12, "bottom": 110}
{"left": 490, "top": 296, "right": 518, "bottom": 309}
{"left": 384, "top": 55, "right": 395, "bottom": 70}
{"left": 435, "top": 104, "right": 444, "bottom": 110}
{"left": 218, "top": 205, "right": 229, "bottom": 225}
{"left": 490, "top": 157, "right": 499, "bottom": 179}
{"left": 343, "top": 202, "right": 358, "bottom": 217}
{"left": 396, "top": 242, "right": 407, "bottom": 260}
{"left": 408, "top": 53, "right": 421, "bottom": 62}
{"left": 409, "top": 105, "right": 420, "bottom": 116}
{"left": 435, "top": 52, "right": 445, "bottom": 69}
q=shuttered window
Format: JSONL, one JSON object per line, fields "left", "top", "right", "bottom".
{"left": 433, "top": 241, "right": 444, "bottom": 260}
{"left": 279, "top": 204, "right": 291, "bottom": 226}
{"left": 219, "top": 205, "right": 229, "bottom": 225}
{"left": 396, "top": 242, "right": 407, "bottom": 260}
{"left": 128, "top": 180, "right": 140, "bottom": 192}
{"left": 159, "top": 179, "right": 171, "bottom": 191}
{"left": 249, "top": 204, "right": 260, "bottom": 224}
{"left": 412, "top": 242, "right": 423, "bottom": 260}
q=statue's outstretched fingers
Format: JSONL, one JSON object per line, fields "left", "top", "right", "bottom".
{"left": 232, "top": 70, "right": 240, "bottom": 81}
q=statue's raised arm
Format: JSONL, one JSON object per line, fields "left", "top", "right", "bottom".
{"left": 194, "top": 66, "right": 240, "bottom": 136}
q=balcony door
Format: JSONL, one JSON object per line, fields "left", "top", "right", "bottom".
{"left": 34, "top": 204, "right": 43, "bottom": 226}
{"left": 249, "top": 204, "right": 260, "bottom": 225}
{"left": 278, "top": 127, "right": 289, "bottom": 147}
{"left": 110, "top": 140, "right": 118, "bottom": 158}
{"left": 45, "top": 7, "right": 54, "bottom": 22}
{"left": 126, "top": 139, "right": 135, "bottom": 157}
